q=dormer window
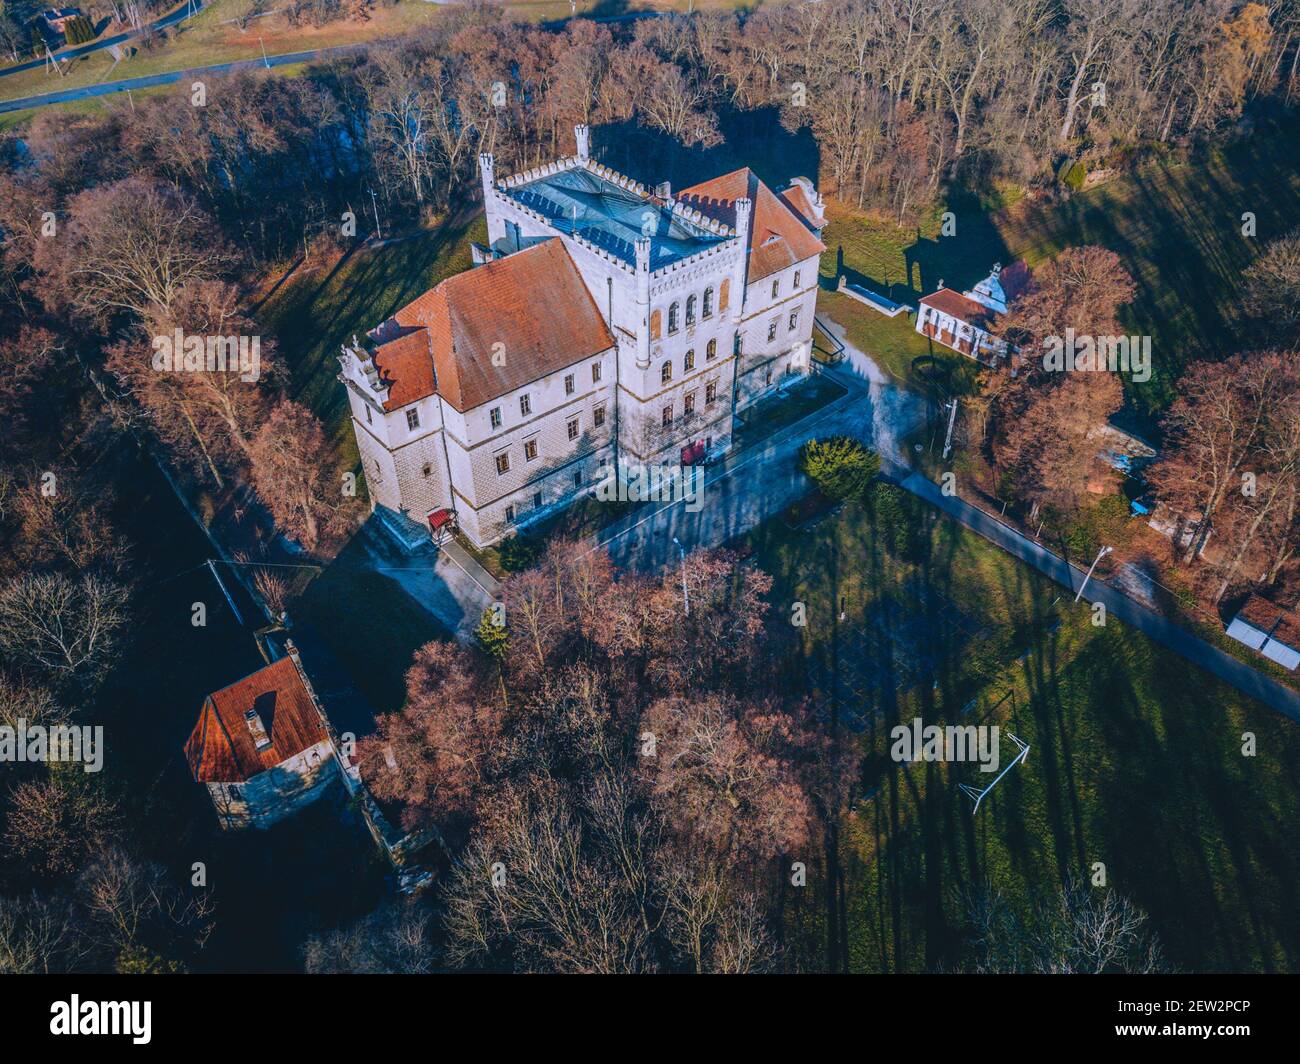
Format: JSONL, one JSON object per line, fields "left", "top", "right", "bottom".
{"left": 244, "top": 708, "right": 272, "bottom": 752}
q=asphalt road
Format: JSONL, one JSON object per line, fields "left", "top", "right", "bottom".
{"left": 0, "top": 1, "right": 205, "bottom": 80}
{"left": 0, "top": 42, "right": 366, "bottom": 114}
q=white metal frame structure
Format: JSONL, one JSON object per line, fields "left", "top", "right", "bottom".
{"left": 958, "top": 731, "right": 1030, "bottom": 814}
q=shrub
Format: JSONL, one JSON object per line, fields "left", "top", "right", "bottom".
{"left": 498, "top": 534, "right": 542, "bottom": 572}
{"left": 869, "top": 482, "right": 925, "bottom": 562}
{"left": 1057, "top": 159, "right": 1087, "bottom": 192}
{"left": 798, "top": 436, "right": 880, "bottom": 502}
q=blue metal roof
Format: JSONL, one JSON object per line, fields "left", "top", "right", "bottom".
{"left": 504, "top": 168, "right": 726, "bottom": 270}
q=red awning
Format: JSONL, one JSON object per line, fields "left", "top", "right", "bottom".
{"left": 428, "top": 508, "right": 455, "bottom": 531}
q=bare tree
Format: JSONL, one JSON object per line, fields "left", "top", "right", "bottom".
{"left": 0, "top": 572, "right": 129, "bottom": 686}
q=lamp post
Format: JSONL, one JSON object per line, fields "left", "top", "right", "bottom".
{"left": 672, "top": 536, "right": 689, "bottom": 616}
{"left": 1074, "top": 545, "right": 1112, "bottom": 603}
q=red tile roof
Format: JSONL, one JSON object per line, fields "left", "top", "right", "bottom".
{"left": 1236, "top": 593, "right": 1300, "bottom": 650}
{"left": 677, "top": 168, "right": 826, "bottom": 283}
{"left": 777, "top": 182, "right": 824, "bottom": 232}
{"left": 374, "top": 238, "right": 615, "bottom": 413}
{"left": 184, "top": 656, "right": 329, "bottom": 783}
{"left": 919, "top": 287, "right": 998, "bottom": 329}
{"left": 371, "top": 327, "right": 435, "bottom": 411}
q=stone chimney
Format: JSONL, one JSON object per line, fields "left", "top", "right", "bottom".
{"left": 574, "top": 124, "right": 590, "bottom": 164}
{"left": 635, "top": 237, "right": 651, "bottom": 370}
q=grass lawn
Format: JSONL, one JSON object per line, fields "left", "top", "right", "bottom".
{"left": 257, "top": 214, "right": 485, "bottom": 460}
{"left": 738, "top": 490, "right": 1300, "bottom": 973}
{"left": 820, "top": 113, "right": 1300, "bottom": 424}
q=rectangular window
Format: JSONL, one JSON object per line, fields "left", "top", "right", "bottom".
{"left": 490, "top": 407, "right": 502, "bottom": 429}
{"left": 788, "top": 309, "right": 799, "bottom": 332}
{"left": 565, "top": 374, "right": 575, "bottom": 396}
{"left": 767, "top": 319, "right": 778, "bottom": 342}
{"left": 495, "top": 452, "right": 510, "bottom": 476}
{"left": 765, "top": 366, "right": 774, "bottom": 386}
{"left": 365, "top": 406, "right": 373, "bottom": 425}
{"left": 794, "top": 270, "right": 801, "bottom": 288}
{"left": 406, "top": 408, "right": 420, "bottom": 431}
{"left": 592, "top": 362, "right": 602, "bottom": 383}
{"left": 573, "top": 470, "right": 582, "bottom": 489}
{"left": 520, "top": 394, "right": 532, "bottom": 417}
{"left": 706, "top": 381, "right": 717, "bottom": 404}
{"left": 771, "top": 279, "right": 779, "bottom": 299}
{"left": 422, "top": 463, "right": 432, "bottom": 478}
{"left": 684, "top": 392, "right": 696, "bottom": 415}
{"left": 594, "top": 405, "right": 606, "bottom": 428}
{"left": 524, "top": 438, "right": 539, "bottom": 462}
{"left": 662, "top": 404, "right": 673, "bottom": 427}
{"left": 685, "top": 350, "right": 695, "bottom": 372}
{"left": 533, "top": 491, "right": 543, "bottom": 510}
{"left": 567, "top": 418, "right": 580, "bottom": 441}
{"left": 505, "top": 504, "right": 516, "bottom": 523}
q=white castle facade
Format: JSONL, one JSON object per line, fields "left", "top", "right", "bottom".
{"left": 338, "top": 125, "right": 826, "bottom": 550}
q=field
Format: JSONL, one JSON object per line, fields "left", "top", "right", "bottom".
{"left": 738, "top": 491, "right": 1300, "bottom": 972}
{"left": 818, "top": 112, "right": 1300, "bottom": 424}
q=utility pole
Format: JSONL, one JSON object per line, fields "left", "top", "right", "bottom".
{"left": 1074, "top": 545, "right": 1112, "bottom": 603}
{"left": 672, "top": 536, "right": 690, "bottom": 616}
{"left": 368, "top": 186, "right": 383, "bottom": 241}
{"left": 941, "top": 396, "right": 959, "bottom": 460}
{"left": 258, "top": 36, "right": 270, "bottom": 69}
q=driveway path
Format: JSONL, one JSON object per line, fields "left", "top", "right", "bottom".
{"left": 597, "top": 354, "right": 925, "bottom": 573}
{"left": 592, "top": 323, "right": 1300, "bottom": 723}
{"left": 897, "top": 471, "right": 1300, "bottom": 722}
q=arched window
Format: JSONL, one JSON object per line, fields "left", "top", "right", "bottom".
{"left": 703, "top": 287, "right": 714, "bottom": 319}
{"left": 661, "top": 360, "right": 673, "bottom": 384}
{"left": 706, "top": 339, "right": 717, "bottom": 360}
{"left": 685, "top": 349, "right": 695, "bottom": 371}
{"left": 685, "top": 294, "right": 697, "bottom": 326}
{"left": 668, "top": 302, "right": 680, "bottom": 334}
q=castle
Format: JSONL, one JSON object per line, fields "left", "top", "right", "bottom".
{"left": 338, "top": 125, "right": 826, "bottom": 549}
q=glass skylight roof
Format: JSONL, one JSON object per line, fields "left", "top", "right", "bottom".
{"left": 504, "top": 168, "right": 726, "bottom": 270}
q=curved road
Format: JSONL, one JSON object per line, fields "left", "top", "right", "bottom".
{"left": 0, "top": 1, "right": 206, "bottom": 80}
{"left": 0, "top": 42, "right": 367, "bottom": 114}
